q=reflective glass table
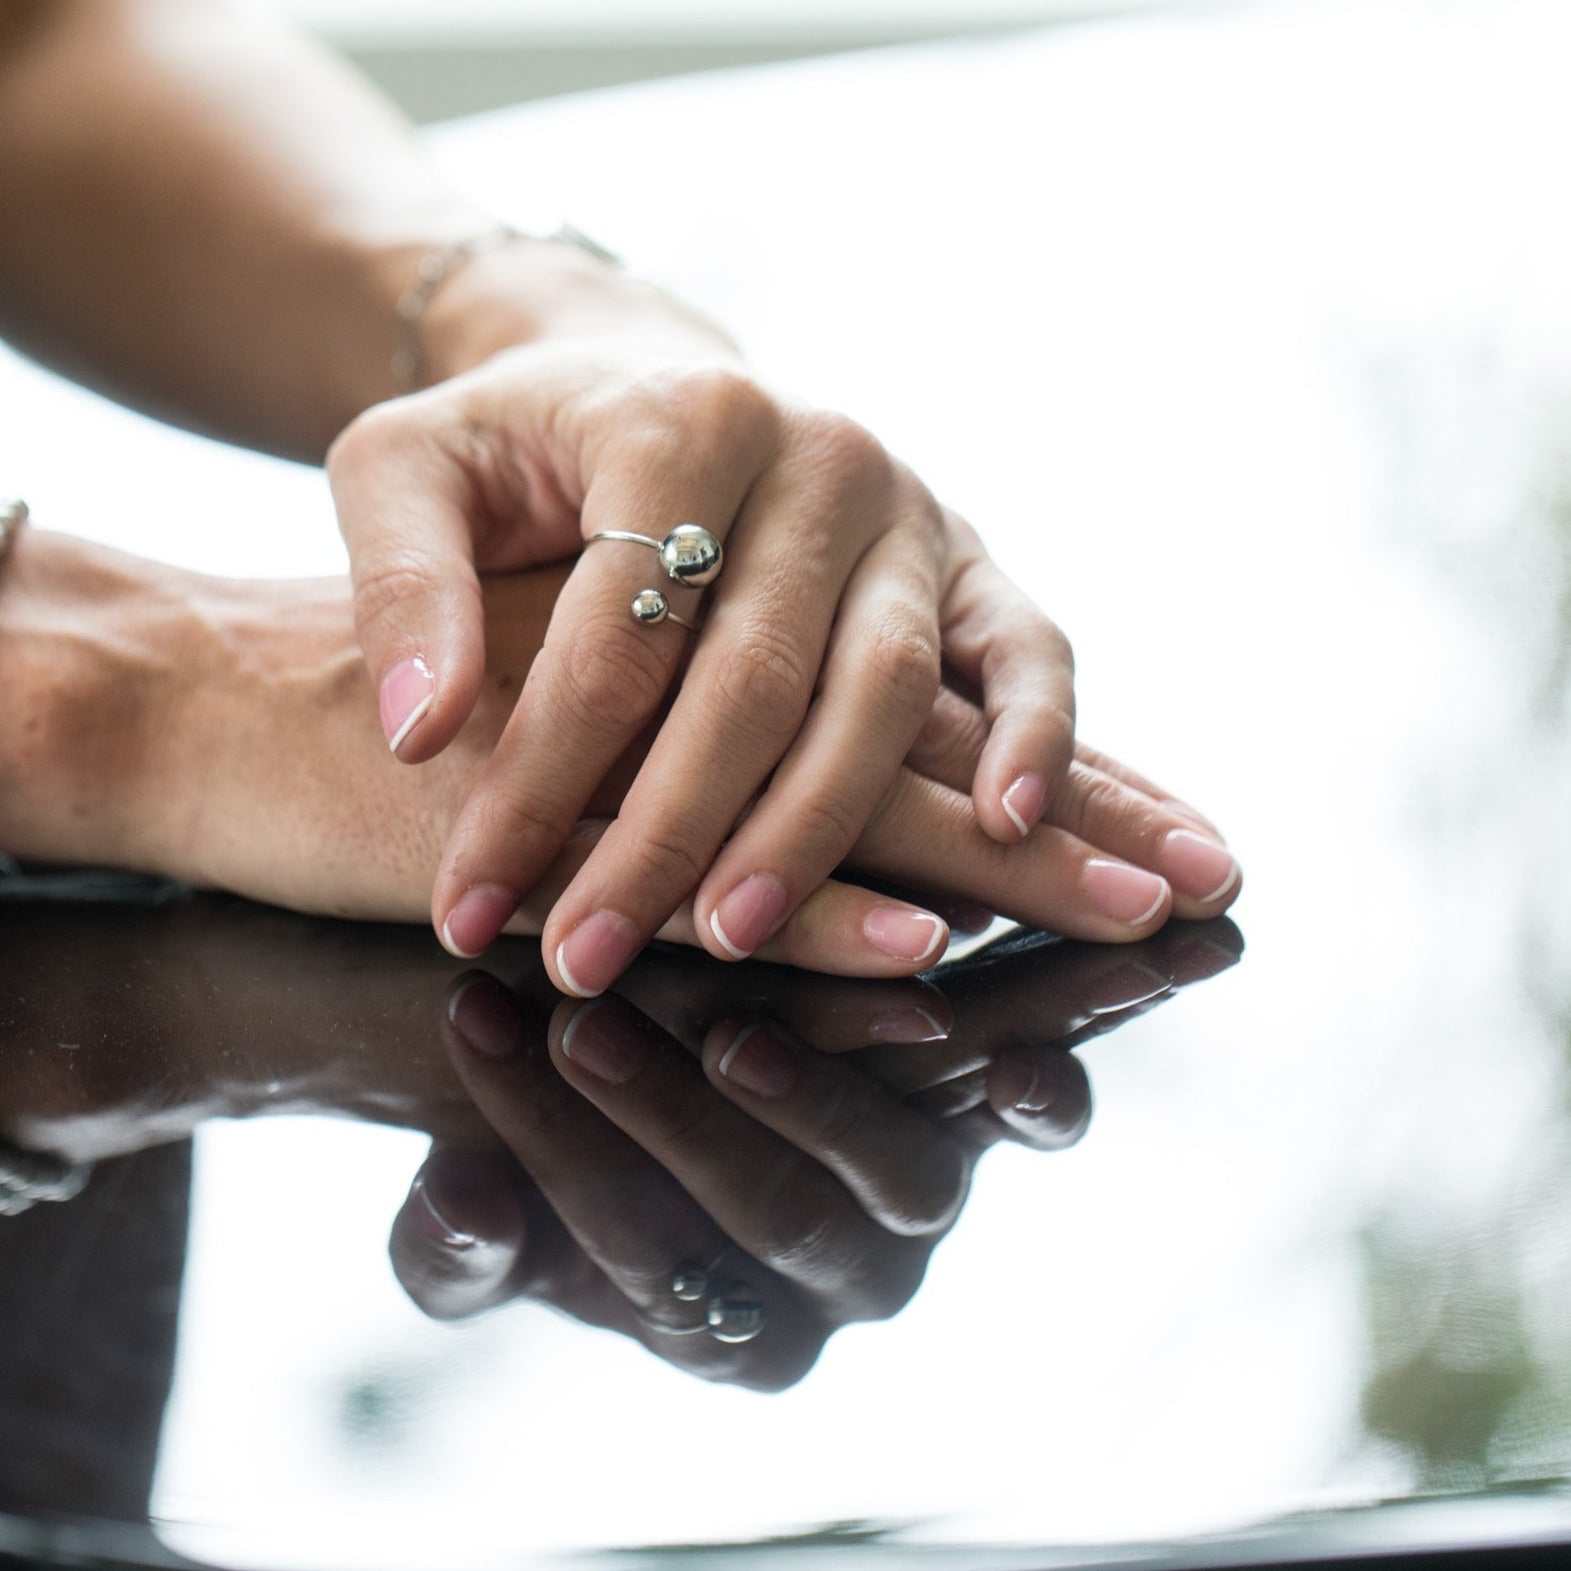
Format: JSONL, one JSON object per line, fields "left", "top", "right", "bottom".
{"left": 4, "top": 1, "right": 1570, "bottom": 1566}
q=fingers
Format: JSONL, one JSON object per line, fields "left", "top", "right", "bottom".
{"left": 328, "top": 400, "right": 491, "bottom": 763}
{"left": 535, "top": 418, "right": 933, "bottom": 994}
{"left": 936, "top": 513, "right": 1076, "bottom": 843}
{"left": 683, "top": 528, "right": 944, "bottom": 963}
{"left": 430, "top": 429, "right": 763, "bottom": 959}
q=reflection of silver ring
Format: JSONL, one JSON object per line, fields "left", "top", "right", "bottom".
{"left": 0, "top": 1135, "right": 90, "bottom": 1219}
{"left": 589, "top": 524, "right": 724, "bottom": 587}
{"left": 650, "top": 1261, "right": 766, "bottom": 1344}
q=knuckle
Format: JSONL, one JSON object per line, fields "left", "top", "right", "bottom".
{"left": 618, "top": 819, "right": 711, "bottom": 897}
{"left": 327, "top": 403, "right": 407, "bottom": 477}
{"left": 887, "top": 1141, "right": 971, "bottom": 1238}
{"left": 846, "top": 1251, "right": 929, "bottom": 1323}
{"left": 789, "top": 792, "right": 866, "bottom": 860}
{"left": 352, "top": 553, "right": 439, "bottom": 645}
{"left": 793, "top": 409, "right": 892, "bottom": 495}
{"left": 555, "top": 623, "right": 669, "bottom": 733}
{"left": 1053, "top": 762, "right": 1164, "bottom": 850}
{"left": 749, "top": 1164, "right": 843, "bottom": 1275}
{"left": 713, "top": 630, "right": 811, "bottom": 737}
{"left": 865, "top": 617, "right": 942, "bottom": 717}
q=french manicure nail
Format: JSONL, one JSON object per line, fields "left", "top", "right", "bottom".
{"left": 1159, "top": 829, "right": 1240, "bottom": 904}
{"left": 715, "top": 1022, "right": 797, "bottom": 1098}
{"left": 1087, "top": 962, "right": 1172, "bottom": 1016}
{"left": 409, "top": 1175, "right": 477, "bottom": 1249}
{"left": 864, "top": 905, "right": 949, "bottom": 964}
{"left": 447, "top": 974, "right": 522, "bottom": 1059}
{"left": 559, "top": 999, "right": 643, "bottom": 1084}
{"left": 380, "top": 656, "right": 435, "bottom": 755}
{"left": 1002, "top": 772, "right": 1047, "bottom": 838}
{"left": 867, "top": 1005, "right": 951, "bottom": 1044}
{"left": 710, "top": 872, "right": 789, "bottom": 959}
{"left": 1082, "top": 859, "right": 1169, "bottom": 928}
{"left": 555, "top": 909, "right": 641, "bottom": 997}
{"left": 441, "top": 884, "right": 517, "bottom": 958}
{"left": 989, "top": 1057, "right": 1055, "bottom": 1114}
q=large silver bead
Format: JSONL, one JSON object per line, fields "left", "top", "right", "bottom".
{"left": 706, "top": 1290, "right": 766, "bottom": 1344}
{"left": 670, "top": 1267, "right": 709, "bottom": 1303}
{"left": 631, "top": 588, "right": 669, "bottom": 624}
{"left": 659, "top": 524, "right": 723, "bottom": 587}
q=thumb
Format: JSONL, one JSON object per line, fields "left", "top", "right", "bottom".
{"left": 328, "top": 406, "right": 487, "bottom": 763}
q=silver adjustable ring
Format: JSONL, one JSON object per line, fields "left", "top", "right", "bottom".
{"left": 589, "top": 524, "right": 723, "bottom": 634}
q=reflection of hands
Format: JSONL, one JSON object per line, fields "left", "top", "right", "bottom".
{"left": 389, "top": 920, "right": 1241, "bottom": 1389}
{"left": 1, "top": 530, "right": 1240, "bottom": 984}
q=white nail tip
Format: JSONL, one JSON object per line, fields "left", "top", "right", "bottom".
{"left": 440, "top": 919, "right": 482, "bottom": 960}
{"left": 1130, "top": 888, "right": 1169, "bottom": 930}
{"left": 554, "top": 940, "right": 596, "bottom": 999}
{"left": 709, "top": 909, "right": 749, "bottom": 961}
{"left": 559, "top": 997, "right": 604, "bottom": 1059}
{"left": 717, "top": 1023, "right": 761, "bottom": 1079}
{"left": 388, "top": 692, "right": 435, "bottom": 756}
{"left": 1201, "top": 863, "right": 1241, "bottom": 904}
{"left": 1005, "top": 782, "right": 1030, "bottom": 842}
{"left": 913, "top": 914, "right": 947, "bottom": 964}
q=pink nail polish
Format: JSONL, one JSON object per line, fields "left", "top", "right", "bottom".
{"left": 715, "top": 1022, "right": 797, "bottom": 1098}
{"left": 1159, "top": 830, "right": 1241, "bottom": 904}
{"left": 441, "top": 884, "right": 516, "bottom": 958}
{"left": 1001, "top": 772, "right": 1047, "bottom": 838}
{"left": 1082, "top": 860, "right": 1169, "bottom": 928}
{"left": 409, "top": 1175, "right": 478, "bottom": 1249}
{"left": 380, "top": 656, "right": 435, "bottom": 755}
{"left": 867, "top": 1005, "right": 951, "bottom": 1043}
{"left": 710, "top": 873, "right": 789, "bottom": 959}
{"left": 864, "top": 905, "right": 949, "bottom": 964}
{"left": 555, "top": 909, "right": 641, "bottom": 997}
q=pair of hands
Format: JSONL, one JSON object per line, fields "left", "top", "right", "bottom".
{"left": 328, "top": 336, "right": 1241, "bottom": 993}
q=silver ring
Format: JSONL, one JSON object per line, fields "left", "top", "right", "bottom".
{"left": 589, "top": 524, "right": 724, "bottom": 587}
{"left": 635, "top": 1261, "right": 766, "bottom": 1344}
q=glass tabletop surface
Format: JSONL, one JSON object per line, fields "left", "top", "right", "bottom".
{"left": 4, "top": 1, "right": 1571, "bottom": 1566}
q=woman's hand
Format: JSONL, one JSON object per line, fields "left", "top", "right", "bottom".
{"left": 327, "top": 342, "right": 1079, "bottom": 992}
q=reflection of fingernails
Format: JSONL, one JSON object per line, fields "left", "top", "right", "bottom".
{"left": 710, "top": 873, "right": 788, "bottom": 959}
{"left": 1167, "top": 934, "right": 1242, "bottom": 983}
{"left": 864, "top": 906, "right": 949, "bottom": 964}
{"left": 559, "top": 999, "right": 642, "bottom": 1084}
{"left": 1159, "top": 830, "right": 1240, "bottom": 904}
{"left": 410, "top": 1175, "right": 477, "bottom": 1250}
{"left": 556, "top": 910, "right": 641, "bottom": 997}
{"left": 380, "top": 656, "right": 436, "bottom": 756}
{"left": 1002, "top": 772, "right": 1047, "bottom": 839}
{"left": 716, "top": 1022, "right": 797, "bottom": 1098}
{"left": 442, "top": 884, "right": 517, "bottom": 959}
{"left": 868, "top": 1005, "right": 950, "bottom": 1043}
{"left": 447, "top": 974, "right": 521, "bottom": 1059}
{"left": 1083, "top": 860, "right": 1168, "bottom": 928}
{"left": 1087, "top": 962, "right": 1172, "bottom": 1017}
{"left": 990, "top": 1057, "right": 1055, "bottom": 1113}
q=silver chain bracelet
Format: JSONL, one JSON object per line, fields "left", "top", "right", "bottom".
{"left": 391, "top": 223, "right": 623, "bottom": 391}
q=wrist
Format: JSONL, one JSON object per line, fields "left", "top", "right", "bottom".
{"left": 413, "top": 233, "right": 741, "bottom": 385}
{"left": 0, "top": 531, "right": 198, "bottom": 870}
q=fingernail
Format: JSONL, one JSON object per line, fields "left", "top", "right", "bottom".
{"left": 715, "top": 1022, "right": 797, "bottom": 1098}
{"left": 559, "top": 999, "right": 642, "bottom": 1084}
{"left": 1082, "top": 859, "right": 1168, "bottom": 928}
{"left": 447, "top": 974, "right": 522, "bottom": 1059}
{"left": 555, "top": 909, "right": 641, "bottom": 997}
{"left": 441, "top": 884, "right": 516, "bottom": 958}
{"left": 868, "top": 1005, "right": 951, "bottom": 1043}
{"left": 864, "top": 905, "right": 949, "bottom": 964}
{"left": 409, "top": 1175, "right": 477, "bottom": 1250}
{"left": 1001, "top": 772, "right": 1047, "bottom": 839}
{"left": 380, "top": 656, "right": 435, "bottom": 756}
{"left": 1168, "top": 801, "right": 1227, "bottom": 843}
{"left": 709, "top": 872, "right": 789, "bottom": 959}
{"left": 1159, "top": 829, "right": 1240, "bottom": 904}
{"left": 989, "top": 1057, "right": 1055, "bottom": 1114}
{"left": 1087, "top": 961, "right": 1172, "bottom": 1016}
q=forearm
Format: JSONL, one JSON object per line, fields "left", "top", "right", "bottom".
{"left": 0, "top": 0, "right": 714, "bottom": 462}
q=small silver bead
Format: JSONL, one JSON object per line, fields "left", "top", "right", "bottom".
{"left": 670, "top": 1268, "right": 709, "bottom": 1302}
{"left": 631, "top": 588, "right": 669, "bottom": 624}
{"left": 659, "top": 524, "right": 723, "bottom": 587}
